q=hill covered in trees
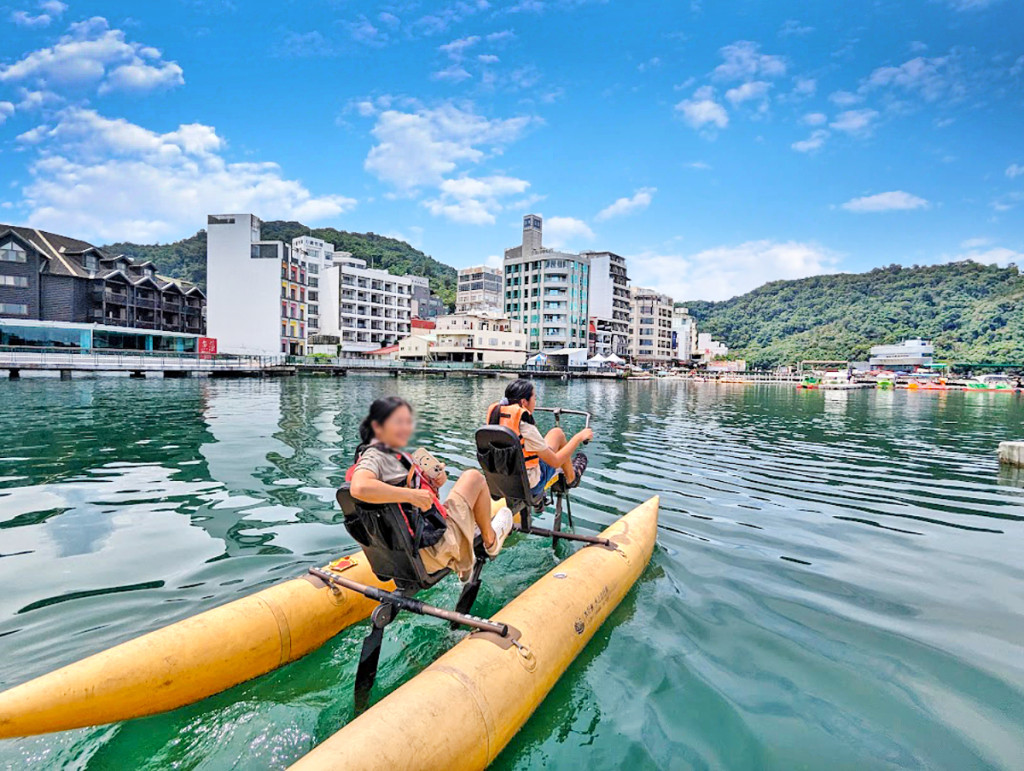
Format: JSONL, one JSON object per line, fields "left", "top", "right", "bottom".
{"left": 105, "top": 221, "right": 458, "bottom": 307}
{"left": 685, "top": 261, "right": 1024, "bottom": 367}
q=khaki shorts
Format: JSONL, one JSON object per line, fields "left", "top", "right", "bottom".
{"left": 420, "top": 490, "right": 476, "bottom": 581}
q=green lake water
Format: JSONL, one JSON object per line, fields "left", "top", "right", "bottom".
{"left": 1, "top": 376, "right": 1023, "bottom": 770}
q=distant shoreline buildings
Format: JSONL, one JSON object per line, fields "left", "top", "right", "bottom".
{"left": 0, "top": 212, "right": 734, "bottom": 368}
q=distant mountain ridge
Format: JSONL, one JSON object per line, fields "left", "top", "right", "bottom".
{"left": 685, "top": 261, "right": 1024, "bottom": 367}
{"left": 104, "top": 221, "right": 458, "bottom": 308}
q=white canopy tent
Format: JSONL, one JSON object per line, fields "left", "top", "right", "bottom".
{"left": 586, "top": 353, "right": 608, "bottom": 368}
{"left": 604, "top": 353, "right": 625, "bottom": 365}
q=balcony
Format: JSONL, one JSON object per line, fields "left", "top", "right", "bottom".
{"left": 104, "top": 288, "right": 128, "bottom": 304}
{"left": 134, "top": 296, "right": 158, "bottom": 309}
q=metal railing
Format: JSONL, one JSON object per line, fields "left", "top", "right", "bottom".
{"left": 0, "top": 346, "right": 285, "bottom": 372}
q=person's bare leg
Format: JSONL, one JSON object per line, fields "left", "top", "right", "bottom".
{"left": 451, "top": 469, "right": 497, "bottom": 547}
{"left": 544, "top": 426, "right": 575, "bottom": 484}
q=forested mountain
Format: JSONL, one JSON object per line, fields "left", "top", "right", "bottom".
{"left": 686, "top": 262, "right": 1024, "bottom": 367}
{"left": 104, "top": 221, "right": 458, "bottom": 307}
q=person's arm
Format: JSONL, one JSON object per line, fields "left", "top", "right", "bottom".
{"left": 349, "top": 468, "right": 434, "bottom": 510}
{"left": 536, "top": 428, "right": 593, "bottom": 469}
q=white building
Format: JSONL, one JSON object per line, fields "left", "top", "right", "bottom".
{"left": 671, "top": 307, "right": 698, "bottom": 364}
{"left": 456, "top": 265, "right": 504, "bottom": 315}
{"left": 504, "top": 214, "right": 590, "bottom": 353}
{"left": 585, "top": 251, "right": 630, "bottom": 358}
{"left": 319, "top": 254, "right": 412, "bottom": 354}
{"left": 206, "top": 213, "right": 307, "bottom": 355}
{"left": 694, "top": 332, "right": 729, "bottom": 365}
{"left": 869, "top": 339, "right": 934, "bottom": 369}
{"left": 629, "top": 286, "right": 674, "bottom": 365}
{"left": 398, "top": 313, "right": 527, "bottom": 365}
{"left": 290, "top": 236, "right": 336, "bottom": 342}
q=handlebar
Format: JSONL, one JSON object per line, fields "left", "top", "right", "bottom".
{"left": 534, "top": 407, "right": 591, "bottom": 443}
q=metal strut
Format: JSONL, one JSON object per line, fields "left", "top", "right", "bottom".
{"left": 513, "top": 523, "right": 613, "bottom": 548}
{"left": 309, "top": 566, "right": 510, "bottom": 714}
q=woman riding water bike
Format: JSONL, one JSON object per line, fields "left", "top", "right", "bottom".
{"left": 486, "top": 379, "right": 592, "bottom": 497}
{"left": 348, "top": 396, "right": 514, "bottom": 579}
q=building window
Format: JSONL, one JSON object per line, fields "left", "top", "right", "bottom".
{"left": 0, "top": 302, "right": 28, "bottom": 315}
{"left": 83, "top": 254, "right": 99, "bottom": 272}
{"left": 0, "top": 275, "right": 29, "bottom": 288}
{"left": 0, "top": 242, "right": 27, "bottom": 263}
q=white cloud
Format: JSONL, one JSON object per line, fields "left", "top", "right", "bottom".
{"left": 543, "top": 216, "right": 595, "bottom": 248}
{"left": 630, "top": 240, "right": 840, "bottom": 302}
{"left": 1006, "top": 163, "right": 1024, "bottom": 179}
{"left": 0, "top": 101, "right": 14, "bottom": 125}
{"left": 779, "top": 19, "right": 813, "bottom": 36}
{"left": 791, "top": 129, "right": 829, "bottom": 153}
{"left": 828, "top": 90, "right": 863, "bottom": 106}
{"left": 713, "top": 41, "right": 786, "bottom": 81}
{"left": 802, "top": 112, "right": 827, "bottom": 126}
{"left": 686, "top": 161, "right": 711, "bottom": 170}
{"left": 486, "top": 30, "right": 516, "bottom": 42}
{"left": 725, "top": 80, "right": 772, "bottom": 105}
{"left": 864, "top": 56, "right": 959, "bottom": 102}
{"left": 431, "top": 65, "right": 472, "bottom": 82}
{"left": 0, "top": 17, "right": 183, "bottom": 96}
{"left": 348, "top": 16, "right": 388, "bottom": 46}
{"left": 637, "top": 56, "right": 661, "bottom": 73}
{"left": 439, "top": 35, "right": 480, "bottom": 59}
{"left": 595, "top": 187, "right": 656, "bottom": 221}
{"left": 16, "top": 108, "right": 355, "bottom": 243}
{"left": 945, "top": 0, "right": 1003, "bottom": 11}
{"left": 478, "top": 53, "right": 500, "bottom": 64}
{"left": 423, "top": 175, "right": 530, "bottom": 225}
{"left": 10, "top": 1, "right": 66, "bottom": 27}
{"left": 830, "top": 108, "right": 879, "bottom": 135}
{"left": 484, "top": 253, "right": 503, "bottom": 268}
{"left": 945, "top": 247, "right": 1022, "bottom": 267}
{"left": 841, "top": 191, "right": 930, "bottom": 212}
{"left": 960, "top": 237, "right": 991, "bottom": 249}
{"left": 675, "top": 86, "right": 728, "bottom": 132}
{"left": 790, "top": 77, "right": 817, "bottom": 98}
{"left": 362, "top": 100, "right": 535, "bottom": 191}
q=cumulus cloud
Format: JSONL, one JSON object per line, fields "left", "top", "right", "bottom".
{"left": 362, "top": 100, "right": 535, "bottom": 191}
{"left": 841, "top": 191, "right": 930, "bottom": 212}
{"left": 713, "top": 41, "right": 786, "bottom": 81}
{"left": 423, "top": 175, "right": 530, "bottom": 225}
{"left": 675, "top": 86, "right": 728, "bottom": 132}
{"left": 10, "top": 0, "right": 67, "bottom": 27}
{"left": 543, "top": 216, "right": 595, "bottom": 248}
{"left": 595, "top": 187, "right": 656, "bottom": 221}
{"left": 630, "top": 240, "right": 840, "bottom": 302}
{"left": 1006, "top": 163, "right": 1024, "bottom": 179}
{"left": 863, "top": 55, "right": 962, "bottom": 103}
{"left": 830, "top": 108, "right": 879, "bottom": 135}
{"left": 0, "top": 101, "right": 14, "bottom": 125}
{"left": 791, "top": 129, "right": 829, "bottom": 153}
{"left": 360, "top": 98, "right": 536, "bottom": 224}
{"left": 945, "top": 246, "right": 1022, "bottom": 267}
{"left": 16, "top": 108, "right": 355, "bottom": 243}
{"left": 0, "top": 17, "right": 183, "bottom": 96}
{"left": 725, "top": 80, "right": 772, "bottom": 105}
{"left": 802, "top": 112, "right": 827, "bottom": 125}
{"left": 828, "top": 90, "right": 863, "bottom": 106}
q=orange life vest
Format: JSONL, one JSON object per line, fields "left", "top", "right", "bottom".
{"left": 486, "top": 402, "right": 540, "bottom": 469}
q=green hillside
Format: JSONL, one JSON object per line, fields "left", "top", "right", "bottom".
{"left": 104, "top": 221, "right": 458, "bottom": 308}
{"left": 685, "top": 262, "right": 1024, "bottom": 368}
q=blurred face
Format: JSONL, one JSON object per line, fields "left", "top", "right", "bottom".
{"left": 373, "top": 405, "right": 414, "bottom": 448}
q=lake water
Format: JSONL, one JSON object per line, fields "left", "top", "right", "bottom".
{"left": 1, "top": 376, "right": 1023, "bottom": 770}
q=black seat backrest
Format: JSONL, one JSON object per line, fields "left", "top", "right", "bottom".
{"left": 475, "top": 425, "right": 543, "bottom": 526}
{"left": 336, "top": 483, "right": 449, "bottom": 592}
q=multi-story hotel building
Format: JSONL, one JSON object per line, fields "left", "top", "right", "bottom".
{"left": 629, "top": 286, "right": 675, "bottom": 365}
{"left": 207, "top": 213, "right": 306, "bottom": 355}
{"left": 319, "top": 254, "right": 412, "bottom": 354}
{"left": 456, "top": 265, "right": 503, "bottom": 315}
{"left": 291, "top": 236, "right": 335, "bottom": 340}
{"left": 410, "top": 275, "right": 444, "bottom": 319}
{"left": 584, "top": 251, "right": 630, "bottom": 357}
{"left": 0, "top": 223, "right": 205, "bottom": 338}
{"left": 671, "top": 306, "right": 698, "bottom": 364}
{"left": 503, "top": 214, "right": 590, "bottom": 352}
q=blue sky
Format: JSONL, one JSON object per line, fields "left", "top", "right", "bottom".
{"left": 0, "top": 0, "right": 1021, "bottom": 300}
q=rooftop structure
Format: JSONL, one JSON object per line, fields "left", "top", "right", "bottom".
{"left": 869, "top": 339, "right": 935, "bottom": 370}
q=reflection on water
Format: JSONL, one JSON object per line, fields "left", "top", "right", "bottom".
{"left": 1, "top": 377, "right": 1023, "bottom": 769}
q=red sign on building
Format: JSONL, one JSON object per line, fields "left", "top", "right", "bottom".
{"left": 198, "top": 337, "right": 218, "bottom": 359}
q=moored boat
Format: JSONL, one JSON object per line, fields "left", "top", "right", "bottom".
{"left": 288, "top": 496, "right": 659, "bottom": 771}
{"left": 963, "top": 374, "right": 1017, "bottom": 392}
